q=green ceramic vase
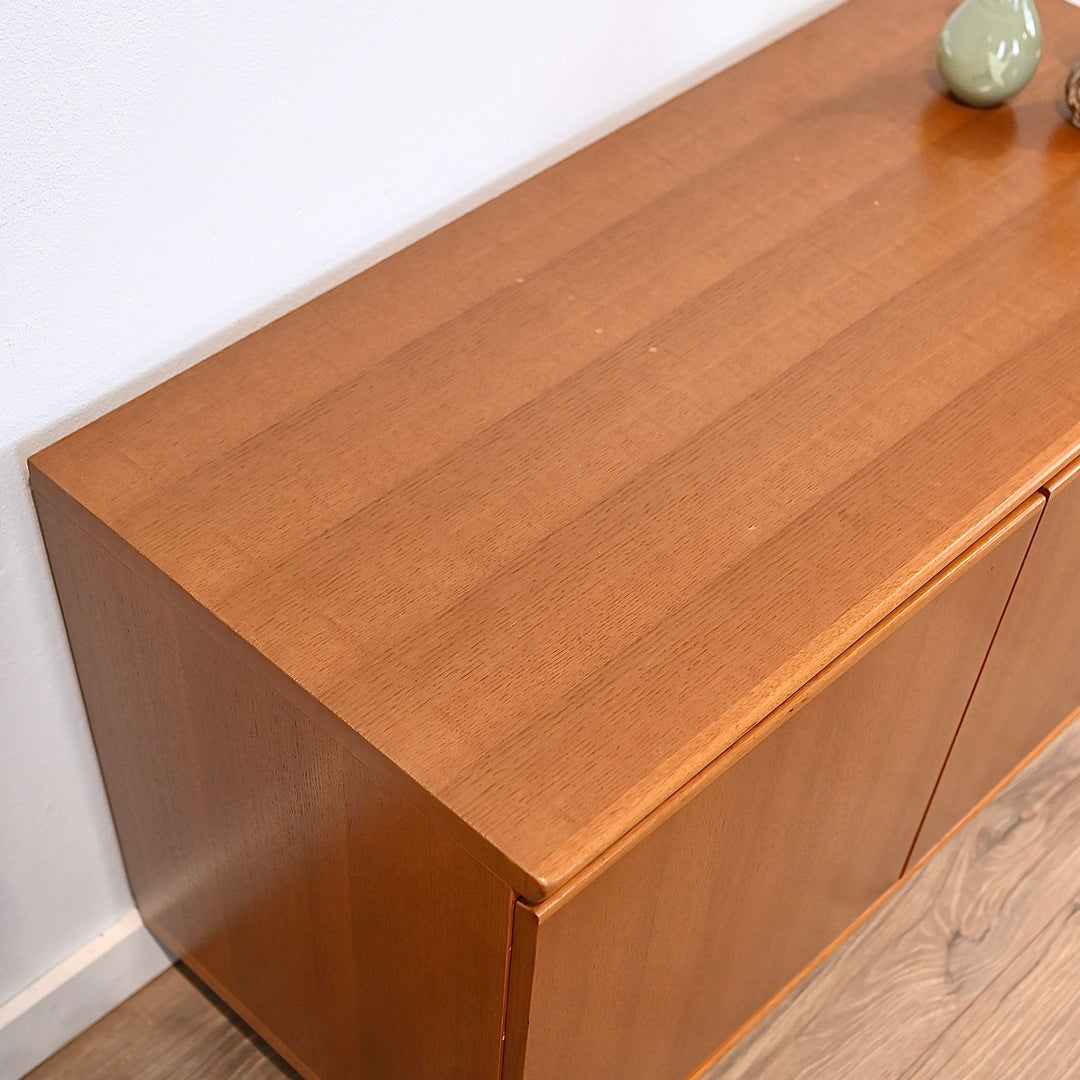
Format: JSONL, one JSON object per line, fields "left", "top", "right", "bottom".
{"left": 938, "top": 0, "right": 1042, "bottom": 108}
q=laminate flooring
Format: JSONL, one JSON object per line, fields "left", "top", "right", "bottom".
{"left": 26, "top": 714, "right": 1080, "bottom": 1080}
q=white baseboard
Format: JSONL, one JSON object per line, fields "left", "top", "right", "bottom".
{"left": 0, "top": 910, "right": 173, "bottom": 1080}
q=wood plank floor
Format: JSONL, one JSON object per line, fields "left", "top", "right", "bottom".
{"left": 27, "top": 714, "right": 1080, "bottom": 1080}
{"left": 707, "top": 711, "right": 1080, "bottom": 1080}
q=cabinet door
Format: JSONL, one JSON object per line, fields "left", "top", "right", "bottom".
{"left": 503, "top": 497, "right": 1041, "bottom": 1080}
{"left": 911, "top": 461, "right": 1080, "bottom": 865}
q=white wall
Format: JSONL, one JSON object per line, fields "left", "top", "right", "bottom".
{"left": 1, "top": 0, "right": 838, "bottom": 1070}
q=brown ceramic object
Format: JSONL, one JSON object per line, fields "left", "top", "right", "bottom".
{"left": 1067, "top": 58, "right": 1080, "bottom": 128}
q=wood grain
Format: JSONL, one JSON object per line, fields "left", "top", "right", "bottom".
{"left": 502, "top": 500, "right": 1041, "bottom": 1080}
{"left": 28, "top": 0, "right": 1080, "bottom": 898}
{"left": 903, "top": 893, "right": 1080, "bottom": 1080}
{"left": 32, "top": 496, "right": 514, "bottom": 1080}
{"left": 27, "top": 709, "right": 1080, "bottom": 1080}
{"left": 705, "top": 706, "right": 1080, "bottom": 1080}
{"left": 23, "top": 967, "right": 299, "bottom": 1080}
{"left": 911, "top": 458, "right": 1080, "bottom": 864}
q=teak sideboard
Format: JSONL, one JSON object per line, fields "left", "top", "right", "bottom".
{"left": 29, "top": 0, "right": 1080, "bottom": 1077}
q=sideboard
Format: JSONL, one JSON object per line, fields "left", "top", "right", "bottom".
{"left": 28, "top": 0, "right": 1080, "bottom": 1077}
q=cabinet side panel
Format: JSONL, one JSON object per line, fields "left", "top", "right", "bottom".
{"left": 912, "top": 463, "right": 1080, "bottom": 863}
{"left": 34, "top": 495, "right": 513, "bottom": 1080}
{"left": 508, "top": 507, "right": 1039, "bottom": 1080}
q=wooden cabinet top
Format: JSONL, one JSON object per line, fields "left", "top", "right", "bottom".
{"left": 30, "top": 0, "right": 1080, "bottom": 901}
